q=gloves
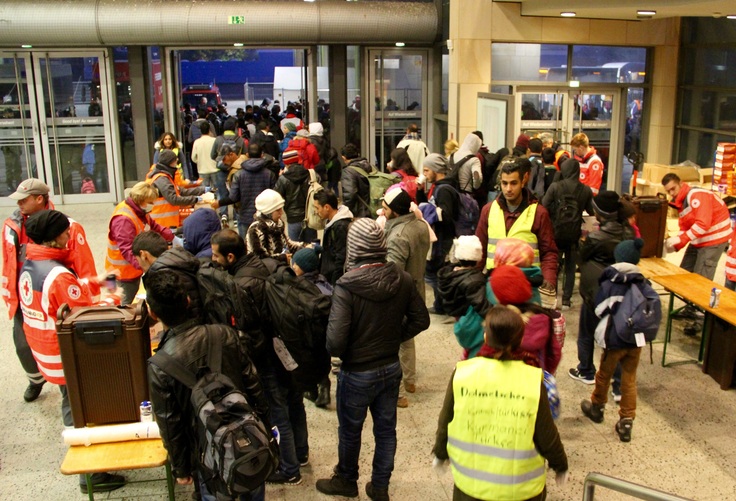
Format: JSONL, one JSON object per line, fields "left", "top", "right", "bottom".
{"left": 555, "top": 470, "right": 569, "bottom": 487}
{"left": 432, "top": 456, "right": 449, "bottom": 472}
{"left": 172, "top": 236, "right": 184, "bottom": 248}
{"left": 665, "top": 236, "right": 679, "bottom": 253}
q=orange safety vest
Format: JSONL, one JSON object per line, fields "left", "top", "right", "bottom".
{"left": 147, "top": 172, "right": 183, "bottom": 228}
{"left": 104, "top": 201, "right": 150, "bottom": 281}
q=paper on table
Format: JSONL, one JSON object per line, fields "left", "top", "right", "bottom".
{"left": 63, "top": 422, "right": 160, "bottom": 446}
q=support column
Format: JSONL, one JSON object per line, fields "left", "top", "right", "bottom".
{"left": 307, "top": 46, "right": 319, "bottom": 125}
{"left": 127, "top": 46, "right": 152, "bottom": 183}
{"left": 646, "top": 22, "right": 680, "bottom": 164}
{"left": 329, "top": 45, "right": 348, "bottom": 148}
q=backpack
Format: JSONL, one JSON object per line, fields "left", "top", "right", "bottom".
{"left": 197, "top": 262, "right": 265, "bottom": 357}
{"left": 348, "top": 166, "right": 399, "bottom": 218}
{"left": 220, "top": 134, "right": 240, "bottom": 156}
{"left": 150, "top": 330, "right": 279, "bottom": 497}
{"left": 612, "top": 280, "right": 662, "bottom": 345}
{"left": 264, "top": 264, "right": 332, "bottom": 386}
{"left": 433, "top": 184, "right": 479, "bottom": 236}
{"left": 448, "top": 154, "right": 475, "bottom": 184}
{"left": 304, "top": 169, "right": 325, "bottom": 230}
{"left": 552, "top": 186, "right": 583, "bottom": 248}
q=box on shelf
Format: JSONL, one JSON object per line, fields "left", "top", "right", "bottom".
{"left": 641, "top": 163, "right": 699, "bottom": 185}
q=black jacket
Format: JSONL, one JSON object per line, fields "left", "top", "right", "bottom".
{"left": 320, "top": 205, "right": 353, "bottom": 285}
{"left": 427, "top": 176, "right": 460, "bottom": 271}
{"left": 221, "top": 158, "right": 277, "bottom": 228}
{"left": 274, "top": 164, "right": 309, "bottom": 221}
{"left": 341, "top": 158, "right": 372, "bottom": 218}
{"left": 147, "top": 320, "right": 268, "bottom": 479}
{"left": 252, "top": 131, "right": 280, "bottom": 159}
{"left": 327, "top": 260, "right": 430, "bottom": 372}
{"left": 147, "top": 247, "right": 202, "bottom": 320}
{"left": 578, "top": 218, "right": 634, "bottom": 307}
{"left": 542, "top": 158, "right": 594, "bottom": 248}
{"left": 437, "top": 265, "right": 488, "bottom": 318}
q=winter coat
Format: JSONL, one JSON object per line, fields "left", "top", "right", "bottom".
{"left": 182, "top": 208, "right": 222, "bottom": 259}
{"left": 221, "top": 158, "right": 277, "bottom": 228}
{"left": 396, "top": 133, "right": 429, "bottom": 174}
{"left": 427, "top": 177, "right": 460, "bottom": 272}
{"left": 670, "top": 182, "right": 732, "bottom": 251}
{"left": 209, "top": 131, "right": 246, "bottom": 160}
{"left": 542, "top": 159, "right": 595, "bottom": 248}
{"left": 451, "top": 134, "right": 482, "bottom": 193}
{"left": 578, "top": 218, "right": 634, "bottom": 307}
{"left": 148, "top": 320, "right": 268, "bottom": 479}
{"left": 148, "top": 246, "right": 202, "bottom": 320}
{"left": 274, "top": 164, "right": 309, "bottom": 221}
{"left": 283, "top": 137, "right": 320, "bottom": 171}
{"left": 327, "top": 260, "right": 430, "bottom": 372}
{"left": 252, "top": 131, "right": 280, "bottom": 159}
{"left": 576, "top": 147, "right": 604, "bottom": 195}
{"left": 246, "top": 214, "right": 305, "bottom": 263}
{"left": 437, "top": 265, "right": 487, "bottom": 319}
{"left": 150, "top": 163, "right": 204, "bottom": 206}
{"left": 320, "top": 205, "right": 353, "bottom": 285}
{"left": 385, "top": 213, "right": 431, "bottom": 300}
{"left": 342, "top": 158, "right": 372, "bottom": 218}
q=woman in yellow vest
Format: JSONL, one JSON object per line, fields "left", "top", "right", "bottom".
{"left": 104, "top": 182, "right": 177, "bottom": 305}
{"left": 433, "top": 306, "right": 568, "bottom": 501}
{"left": 147, "top": 149, "right": 205, "bottom": 229}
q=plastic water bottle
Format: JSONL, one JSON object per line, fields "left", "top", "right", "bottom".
{"left": 140, "top": 400, "right": 153, "bottom": 422}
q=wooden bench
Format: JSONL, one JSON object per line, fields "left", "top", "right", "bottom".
{"left": 638, "top": 257, "right": 687, "bottom": 279}
{"left": 649, "top": 272, "right": 736, "bottom": 390}
{"left": 60, "top": 438, "right": 175, "bottom": 501}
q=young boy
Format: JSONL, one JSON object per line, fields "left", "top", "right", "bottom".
{"left": 580, "top": 238, "right": 660, "bottom": 442}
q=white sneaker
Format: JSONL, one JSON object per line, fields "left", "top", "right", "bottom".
{"left": 611, "top": 388, "right": 622, "bottom": 403}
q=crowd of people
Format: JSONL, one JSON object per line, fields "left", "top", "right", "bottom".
{"left": 4, "top": 115, "right": 734, "bottom": 501}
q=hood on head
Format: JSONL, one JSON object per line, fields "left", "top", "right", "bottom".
{"left": 183, "top": 209, "right": 222, "bottom": 258}
{"left": 284, "top": 163, "right": 309, "bottom": 183}
{"left": 560, "top": 158, "right": 581, "bottom": 180}
{"left": 243, "top": 157, "right": 268, "bottom": 172}
{"left": 458, "top": 133, "right": 482, "bottom": 155}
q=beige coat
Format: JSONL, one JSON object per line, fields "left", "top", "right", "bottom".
{"left": 385, "top": 213, "right": 430, "bottom": 301}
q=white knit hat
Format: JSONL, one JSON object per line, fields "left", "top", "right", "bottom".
{"left": 255, "top": 189, "right": 285, "bottom": 215}
{"left": 309, "top": 122, "right": 324, "bottom": 136}
{"left": 452, "top": 235, "right": 483, "bottom": 262}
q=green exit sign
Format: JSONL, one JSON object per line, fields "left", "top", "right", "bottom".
{"left": 228, "top": 16, "right": 245, "bottom": 25}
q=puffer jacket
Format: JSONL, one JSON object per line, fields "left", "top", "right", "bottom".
{"left": 148, "top": 320, "right": 268, "bottom": 479}
{"left": 342, "top": 158, "right": 372, "bottom": 218}
{"left": 321, "top": 205, "right": 353, "bottom": 285}
{"left": 274, "top": 164, "right": 309, "bottom": 221}
{"left": 578, "top": 217, "right": 634, "bottom": 307}
{"left": 437, "top": 265, "right": 487, "bottom": 318}
{"left": 223, "top": 157, "right": 277, "bottom": 228}
{"left": 327, "top": 260, "right": 429, "bottom": 372}
{"left": 147, "top": 247, "right": 202, "bottom": 320}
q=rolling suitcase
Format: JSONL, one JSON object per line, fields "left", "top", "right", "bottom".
{"left": 633, "top": 194, "right": 668, "bottom": 258}
{"left": 56, "top": 301, "right": 151, "bottom": 428}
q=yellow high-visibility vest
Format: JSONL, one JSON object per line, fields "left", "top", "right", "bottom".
{"left": 447, "top": 357, "right": 546, "bottom": 500}
{"left": 104, "top": 201, "right": 150, "bottom": 281}
{"left": 486, "top": 201, "right": 539, "bottom": 270}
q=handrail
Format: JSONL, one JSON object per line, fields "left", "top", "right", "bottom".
{"left": 582, "top": 472, "right": 693, "bottom": 501}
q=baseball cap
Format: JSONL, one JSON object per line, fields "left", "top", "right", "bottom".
{"left": 8, "top": 179, "right": 50, "bottom": 200}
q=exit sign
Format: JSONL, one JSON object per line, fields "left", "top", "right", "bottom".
{"left": 228, "top": 16, "right": 245, "bottom": 25}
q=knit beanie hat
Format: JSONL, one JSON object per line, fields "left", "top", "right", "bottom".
{"left": 382, "top": 188, "right": 412, "bottom": 215}
{"left": 515, "top": 134, "right": 530, "bottom": 150}
{"left": 25, "top": 209, "right": 70, "bottom": 244}
{"left": 614, "top": 238, "right": 645, "bottom": 265}
{"left": 423, "top": 153, "right": 448, "bottom": 174}
{"left": 292, "top": 248, "right": 320, "bottom": 273}
{"left": 490, "top": 265, "right": 532, "bottom": 306}
{"left": 452, "top": 235, "right": 483, "bottom": 262}
{"left": 255, "top": 189, "right": 285, "bottom": 215}
{"left": 283, "top": 122, "right": 297, "bottom": 132}
{"left": 345, "top": 217, "right": 387, "bottom": 270}
{"left": 158, "top": 149, "right": 178, "bottom": 166}
{"left": 592, "top": 190, "right": 620, "bottom": 216}
{"left": 309, "top": 122, "right": 324, "bottom": 136}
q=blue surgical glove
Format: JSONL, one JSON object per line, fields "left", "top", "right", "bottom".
{"left": 172, "top": 236, "right": 184, "bottom": 247}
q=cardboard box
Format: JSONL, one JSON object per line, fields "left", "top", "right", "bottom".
{"left": 634, "top": 179, "right": 665, "bottom": 197}
{"left": 642, "top": 163, "right": 699, "bottom": 185}
{"left": 699, "top": 168, "right": 713, "bottom": 186}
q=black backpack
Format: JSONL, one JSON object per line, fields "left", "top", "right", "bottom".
{"left": 197, "top": 262, "right": 265, "bottom": 357}
{"left": 150, "top": 329, "right": 279, "bottom": 497}
{"left": 264, "top": 264, "right": 332, "bottom": 385}
{"left": 448, "top": 154, "right": 475, "bottom": 186}
{"left": 552, "top": 186, "right": 583, "bottom": 248}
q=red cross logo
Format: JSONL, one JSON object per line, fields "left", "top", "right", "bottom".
{"left": 19, "top": 271, "right": 34, "bottom": 305}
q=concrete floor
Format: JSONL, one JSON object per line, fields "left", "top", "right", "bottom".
{"left": 1, "top": 202, "right": 735, "bottom": 501}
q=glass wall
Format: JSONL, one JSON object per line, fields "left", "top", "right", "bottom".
{"left": 347, "top": 45, "right": 361, "bottom": 149}
{"left": 676, "top": 18, "right": 736, "bottom": 166}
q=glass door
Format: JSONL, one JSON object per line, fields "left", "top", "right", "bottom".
{"left": 32, "top": 51, "right": 117, "bottom": 203}
{"left": 518, "top": 91, "right": 568, "bottom": 146}
{"left": 0, "top": 53, "right": 43, "bottom": 205}
{"left": 368, "top": 49, "right": 428, "bottom": 171}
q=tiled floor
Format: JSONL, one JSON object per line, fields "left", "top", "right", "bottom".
{"left": 1, "top": 203, "right": 735, "bottom": 501}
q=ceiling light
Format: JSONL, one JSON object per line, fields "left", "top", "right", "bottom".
{"left": 560, "top": 12, "right": 576, "bottom": 18}
{"left": 727, "top": 15, "right": 736, "bottom": 19}
{"left": 233, "top": 43, "right": 244, "bottom": 47}
{"left": 304, "top": 0, "right": 316, "bottom": 2}
{"left": 21, "top": 44, "right": 32, "bottom": 48}
{"left": 395, "top": 42, "right": 405, "bottom": 47}
{"left": 637, "top": 10, "right": 656, "bottom": 16}
{"left": 569, "top": 80, "right": 580, "bottom": 88}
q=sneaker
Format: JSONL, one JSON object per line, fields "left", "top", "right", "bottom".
{"left": 298, "top": 454, "right": 310, "bottom": 467}
{"left": 315, "top": 382, "right": 331, "bottom": 408}
{"left": 683, "top": 322, "right": 702, "bottom": 337}
{"left": 561, "top": 299, "right": 572, "bottom": 311}
{"left": 80, "top": 473, "right": 126, "bottom": 494}
{"left": 267, "top": 471, "right": 302, "bottom": 485}
{"left": 316, "top": 474, "right": 359, "bottom": 497}
{"left": 220, "top": 214, "right": 229, "bottom": 229}
{"left": 672, "top": 305, "right": 701, "bottom": 320}
{"left": 616, "top": 418, "right": 633, "bottom": 442}
{"left": 581, "top": 399, "right": 605, "bottom": 423}
{"left": 568, "top": 368, "right": 595, "bottom": 385}
{"left": 397, "top": 396, "right": 409, "bottom": 408}
{"left": 404, "top": 382, "right": 416, "bottom": 394}
{"left": 611, "top": 388, "right": 622, "bottom": 403}
{"left": 366, "top": 481, "right": 390, "bottom": 501}
{"left": 23, "top": 381, "right": 45, "bottom": 402}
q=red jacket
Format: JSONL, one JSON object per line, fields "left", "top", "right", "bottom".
{"left": 575, "top": 147, "right": 604, "bottom": 195}
{"left": 670, "top": 183, "right": 732, "bottom": 251}
{"left": 2, "top": 206, "right": 98, "bottom": 319}
{"left": 475, "top": 190, "right": 559, "bottom": 285}
{"left": 19, "top": 245, "right": 114, "bottom": 385}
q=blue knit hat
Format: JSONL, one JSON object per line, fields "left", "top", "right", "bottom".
{"left": 292, "top": 248, "right": 320, "bottom": 273}
{"left": 614, "top": 238, "right": 645, "bottom": 265}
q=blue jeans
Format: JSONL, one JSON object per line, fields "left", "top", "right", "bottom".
{"left": 287, "top": 222, "right": 317, "bottom": 243}
{"left": 423, "top": 268, "right": 443, "bottom": 313}
{"left": 198, "top": 472, "right": 264, "bottom": 501}
{"left": 577, "top": 302, "right": 622, "bottom": 388}
{"left": 336, "top": 361, "right": 402, "bottom": 490}
{"left": 260, "top": 370, "right": 308, "bottom": 478}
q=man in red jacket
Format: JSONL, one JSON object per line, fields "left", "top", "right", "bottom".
{"left": 571, "top": 132, "right": 604, "bottom": 195}
{"left": 1, "top": 179, "right": 98, "bottom": 402}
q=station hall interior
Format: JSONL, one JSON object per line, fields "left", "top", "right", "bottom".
{"left": 2, "top": 0, "right": 736, "bottom": 500}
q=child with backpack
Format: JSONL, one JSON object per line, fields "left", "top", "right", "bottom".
{"left": 581, "top": 238, "right": 661, "bottom": 442}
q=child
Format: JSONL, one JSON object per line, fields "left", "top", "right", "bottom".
{"left": 581, "top": 238, "right": 659, "bottom": 442}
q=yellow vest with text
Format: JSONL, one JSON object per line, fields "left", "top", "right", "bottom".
{"left": 104, "top": 201, "right": 150, "bottom": 280}
{"left": 147, "top": 172, "right": 183, "bottom": 228}
{"left": 447, "top": 357, "right": 546, "bottom": 500}
{"left": 486, "top": 201, "right": 539, "bottom": 270}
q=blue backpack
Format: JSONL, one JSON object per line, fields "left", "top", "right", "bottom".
{"left": 612, "top": 280, "right": 662, "bottom": 345}
{"left": 432, "top": 184, "right": 480, "bottom": 236}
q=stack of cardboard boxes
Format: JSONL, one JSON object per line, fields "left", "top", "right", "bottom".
{"left": 714, "top": 143, "right": 736, "bottom": 194}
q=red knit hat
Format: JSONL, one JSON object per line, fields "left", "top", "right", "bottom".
{"left": 490, "top": 265, "right": 532, "bottom": 305}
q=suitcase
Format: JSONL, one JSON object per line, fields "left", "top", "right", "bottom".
{"left": 633, "top": 194, "right": 668, "bottom": 258}
{"left": 57, "top": 301, "right": 151, "bottom": 428}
